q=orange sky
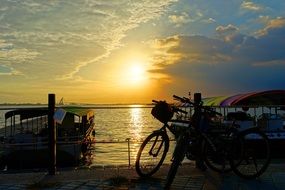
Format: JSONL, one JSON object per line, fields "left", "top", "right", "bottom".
{"left": 0, "top": 1, "right": 285, "bottom": 104}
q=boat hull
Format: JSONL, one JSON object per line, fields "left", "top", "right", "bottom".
{"left": 1, "top": 142, "right": 84, "bottom": 169}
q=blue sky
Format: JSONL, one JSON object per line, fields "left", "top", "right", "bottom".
{"left": 0, "top": 0, "right": 284, "bottom": 103}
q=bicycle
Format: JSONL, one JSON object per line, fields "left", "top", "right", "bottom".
{"left": 203, "top": 119, "right": 271, "bottom": 178}
{"left": 165, "top": 95, "right": 271, "bottom": 188}
{"left": 135, "top": 97, "right": 229, "bottom": 177}
{"left": 135, "top": 100, "right": 188, "bottom": 177}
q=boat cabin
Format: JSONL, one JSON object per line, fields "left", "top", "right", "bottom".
{"left": 2, "top": 107, "right": 95, "bottom": 140}
{"left": 202, "top": 90, "right": 285, "bottom": 132}
{"left": 0, "top": 107, "right": 96, "bottom": 169}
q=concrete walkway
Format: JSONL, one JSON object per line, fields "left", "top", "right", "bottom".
{"left": 0, "top": 162, "right": 284, "bottom": 190}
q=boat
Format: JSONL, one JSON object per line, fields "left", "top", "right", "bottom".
{"left": 202, "top": 90, "right": 285, "bottom": 158}
{"left": 0, "top": 107, "right": 96, "bottom": 170}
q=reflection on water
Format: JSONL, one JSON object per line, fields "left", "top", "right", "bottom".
{"left": 129, "top": 108, "right": 143, "bottom": 163}
{"left": 129, "top": 108, "right": 142, "bottom": 141}
{"left": 87, "top": 107, "right": 164, "bottom": 166}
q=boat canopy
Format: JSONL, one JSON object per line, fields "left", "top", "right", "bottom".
{"left": 203, "top": 90, "right": 285, "bottom": 107}
{"left": 5, "top": 107, "right": 94, "bottom": 121}
{"left": 5, "top": 108, "right": 48, "bottom": 120}
{"left": 62, "top": 107, "right": 94, "bottom": 119}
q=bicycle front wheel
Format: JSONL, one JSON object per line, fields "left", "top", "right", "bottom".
{"left": 230, "top": 128, "right": 271, "bottom": 179}
{"left": 165, "top": 135, "right": 186, "bottom": 189}
{"left": 135, "top": 131, "right": 169, "bottom": 177}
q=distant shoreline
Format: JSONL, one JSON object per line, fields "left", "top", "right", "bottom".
{"left": 0, "top": 104, "right": 154, "bottom": 110}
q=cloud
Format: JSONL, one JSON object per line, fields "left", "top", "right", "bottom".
{"left": 255, "top": 17, "right": 285, "bottom": 36}
{"left": 0, "top": 0, "right": 177, "bottom": 80}
{"left": 168, "top": 12, "right": 192, "bottom": 27}
{"left": 0, "top": 64, "right": 11, "bottom": 75}
{"left": 252, "top": 60, "right": 285, "bottom": 67}
{"left": 0, "top": 39, "right": 40, "bottom": 76}
{"left": 0, "top": 65, "right": 22, "bottom": 76}
{"left": 152, "top": 21, "right": 285, "bottom": 67}
{"left": 215, "top": 24, "right": 243, "bottom": 43}
{"left": 241, "top": 1, "right": 263, "bottom": 11}
{"left": 148, "top": 21, "right": 285, "bottom": 93}
{"left": 255, "top": 15, "right": 271, "bottom": 24}
{"left": 216, "top": 24, "right": 239, "bottom": 35}
{"left": 0, "top": 47, "right": 40, "bottom": 63}
{"left": 204, "top": 18, "right": 216, "bottom": 24}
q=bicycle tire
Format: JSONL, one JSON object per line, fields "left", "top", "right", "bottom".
{"left": 203, "top": 134, "right": 233, "bottom": 173}
{"left": 165, "top": 135, "right": 186, "bottom": 189}
{"left": 230, "top": 128, "right": 271, "bottom": 179}
{"left": 135, "top": 131, "right": 169, "bottom": 177}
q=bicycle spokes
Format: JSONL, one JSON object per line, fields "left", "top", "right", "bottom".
{"left": 135, "top": 132, "right": 169, "bottom": 177}
{"left": 148, "top": 135, "right": 164, "bottom": 157}
{"left": 231, "top": 130, "right": 271, "bottom": 179}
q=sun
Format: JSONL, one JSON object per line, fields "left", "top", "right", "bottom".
{"left": 115, "top": 56, "right": 150, "bottom": 88}
{"left": 129, "top": 64, "right": 144, "bottom": 81}
{"left": 123, "top": 59, "right": 146, "bottom": 84}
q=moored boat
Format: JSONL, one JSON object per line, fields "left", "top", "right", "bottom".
{"left": 202, "top": 90, "right": 285, "bottom": 158}
{"left": 0, "top": 107, "right": 96, "bottom": 170}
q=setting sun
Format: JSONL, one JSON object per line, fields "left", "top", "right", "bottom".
{"left": 0, "top": 0, "right": 284, "bottom": 104}
{"left": 129, "top": 64, "right": 145, "bottom": 83}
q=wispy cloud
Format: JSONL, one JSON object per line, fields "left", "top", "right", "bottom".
{"left": 0, "top": 0, "right": 177, "bottom": 81}
{"left": 241, "top": 1, "right": 263, "bottom": 11}
{"left": 204, "top": 17, "right": 216, "bottom": 24}
{"left": 216, "top": 24, "right": 239, "bottom": 35}
{"left": 169, "top": 12, "right": 192, "bottom": 27}
{"left": 0, "top": 39, "right": 40, "bottom": 76}
{"left": 255, "top": 17, "right": 285, "bottom": 36}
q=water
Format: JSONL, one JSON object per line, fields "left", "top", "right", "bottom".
{"left": 0, "top": 105, "right": 176, "bottom": 167}
{"left": 87, "top": 106, "right": 176, "bottom": 166}
{"left": 2, "top": 104, "right": 281, "bottom": 168}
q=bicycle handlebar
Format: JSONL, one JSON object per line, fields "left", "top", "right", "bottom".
{"left": 173, "top": 95, "right": 189, "bottom": 104}
{"left": 152, "top": 100, "right": 188, "bottom": 114}
{"left": 173, "top": 95, "right": 222, "bottom": 116}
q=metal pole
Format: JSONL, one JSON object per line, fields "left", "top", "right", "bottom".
{"left": 126, "top": 138, "right": 131, "bottom": 168}
{"left": 48, "top": 94, "right": 56, "bottom": 175}
{"left": 194, "top": 93, "right": 201, "bottom": 104}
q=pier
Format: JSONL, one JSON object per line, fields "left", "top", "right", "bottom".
{"left": 0, "top": 161, "right": 284, "bottom": 189}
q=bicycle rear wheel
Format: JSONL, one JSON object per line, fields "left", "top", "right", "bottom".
{"left": 203, "top": 134, "right": 233, "bottom": 173}
{"left": 135, "top": 131, "right": 169, "bottom": 177}
{"left": 230, "top": 128, "right": 271, "bottom": 179}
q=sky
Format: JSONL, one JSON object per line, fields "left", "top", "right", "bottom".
{"left": 0, "top": 0, "right": 285, "bottom": 104}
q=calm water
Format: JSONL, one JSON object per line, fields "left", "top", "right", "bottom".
{"left": 84, "top": 106, "right": 176, "bottom": 166}
{"left": 2, "top": 105, "right": 280, "bottom": 167}
{"left": 0, "top": 105, "right": 176, "bottom": 167}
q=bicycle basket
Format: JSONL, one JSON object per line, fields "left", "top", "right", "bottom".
{"left": 151, "top": 101, "right": 173, "bottom": 123}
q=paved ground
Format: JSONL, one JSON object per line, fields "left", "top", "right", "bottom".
{"left": 0, "top": 162, "right": 284, "bottom": 190}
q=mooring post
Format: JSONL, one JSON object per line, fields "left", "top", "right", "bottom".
{"left": 48, "top": 94, "right": 56, "bottom": 175}
{"left": 126, "top": 138, "right": 131, "bottom": 168}
{"left": 194, "top": 92, "right": 202, "bottom": 104}
{"left": 194, "top": 93, "right": 202, "bottom": 124}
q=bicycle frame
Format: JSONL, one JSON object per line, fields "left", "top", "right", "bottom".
{"left": 148, "top": 120, "right": 184, "bottom": 157}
